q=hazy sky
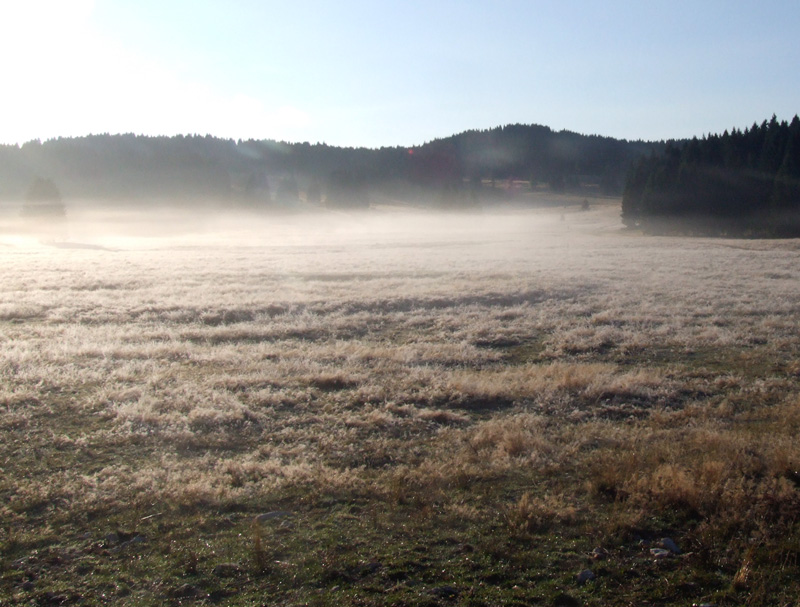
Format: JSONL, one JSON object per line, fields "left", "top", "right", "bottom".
{"left": 2, "top": 0, "right": 799, "bottom": 147}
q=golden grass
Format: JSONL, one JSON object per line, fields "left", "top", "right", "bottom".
{"left": 2, "top": 206, "right": 800, "bottom": 603}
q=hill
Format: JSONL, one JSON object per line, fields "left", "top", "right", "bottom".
{"left": 0, "top": 126, "right": 661, "bottom": 207}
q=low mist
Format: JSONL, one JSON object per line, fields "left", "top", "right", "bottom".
{"left": 0, "top": 196, "right": 619, "bottom": 254}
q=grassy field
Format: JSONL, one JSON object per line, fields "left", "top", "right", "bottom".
{"left": 2, "top": 201, "right": 800, "bottom": 606}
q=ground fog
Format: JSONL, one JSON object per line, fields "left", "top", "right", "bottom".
{"left": 2, "top": 202, "right": 800, "bottom": 605}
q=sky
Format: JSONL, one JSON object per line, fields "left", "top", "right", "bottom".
{"left": 1, "top": 0, "right": 799, "bottom": 148}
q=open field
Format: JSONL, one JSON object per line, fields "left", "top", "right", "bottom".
{"left": 2, "top": 201, "right": 800, "bottom": 606}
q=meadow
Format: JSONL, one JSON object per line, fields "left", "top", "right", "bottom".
{"left": 2, "top": 201, "right": 800, "bottom": 606}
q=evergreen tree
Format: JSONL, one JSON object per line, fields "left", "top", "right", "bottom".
{"left": 21, "top": 177, "right": 66, "bottom": 220}
{"left": 275, "top": 176, "right": 300, "bottom": 204}
{"left": 25, "top": 177, "right": 61, "bottom": 202}
{"left": 771, "top": 116, "right": 800, "bottom": 208}
{"left": 621, "top": 115, "right": 800, "bottom": 236}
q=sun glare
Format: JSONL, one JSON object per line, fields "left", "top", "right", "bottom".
{"left": 0, "top": 0, "right": 311, "bottom": 144}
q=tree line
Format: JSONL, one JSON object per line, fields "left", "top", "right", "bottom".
{"left": 622, "top": 115, "right": 800, "bottom": 236}
{"left": 0, "top": 125, "right": 658, "bottom": 208}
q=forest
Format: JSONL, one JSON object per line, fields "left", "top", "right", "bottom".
{"left": 0, "top": 125, "right": 658, "bottom": 207}
{"left": 622, "top": 115, "right": 800, "bottom": 236}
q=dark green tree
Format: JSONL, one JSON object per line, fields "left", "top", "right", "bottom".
{"left": 25, "top": 176, "right": 61, "bottom": 202}
{"left": 244, "top": 170, "right": 271, "bottom": 202}
{"left": 21, "top": 177, "right": 66, "bottom": 219}
{"left": 275, "top": 176, "right": 300, "bottom": 204}
{"left": 621, "top": 115, "right": 800, "bottom": 236}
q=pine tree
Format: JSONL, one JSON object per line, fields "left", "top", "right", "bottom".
{"left": 771, "top": 116, "right": 800, "bottom": 208}
{"left": 621, "top": 116, "right": 800, "bottom": 235}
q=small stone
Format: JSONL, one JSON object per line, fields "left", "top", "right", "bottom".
{"left": 659, "top": 537, "right": 681, "bottom": 554}
{"left": 591, "top": 547, "right": 609, "bottom": 560}
{"left": 213, "top": 562, "right": 243, "bottom": 578}
{"left": 576, "top": 569, "right": 595, "bottom": 584}
{"left": 254, "top": 511, "right": 292, "bottom": 523}
{"left": 650, "top": 548, "right": 672, "bottom": 559}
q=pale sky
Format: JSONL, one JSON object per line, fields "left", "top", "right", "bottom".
{"left": 1, "top": 0, "right": 799, "bottom": 147}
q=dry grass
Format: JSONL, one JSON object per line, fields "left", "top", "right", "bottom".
{"left": 2, "top": 203, "right": 800, "bottom": 604}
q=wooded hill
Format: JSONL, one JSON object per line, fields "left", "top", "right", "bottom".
{"left": 0, "top": 125, "right": 658, "bottom": 207}
{"left": 622, "top": 115, "right": 800, "bottom": 236}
